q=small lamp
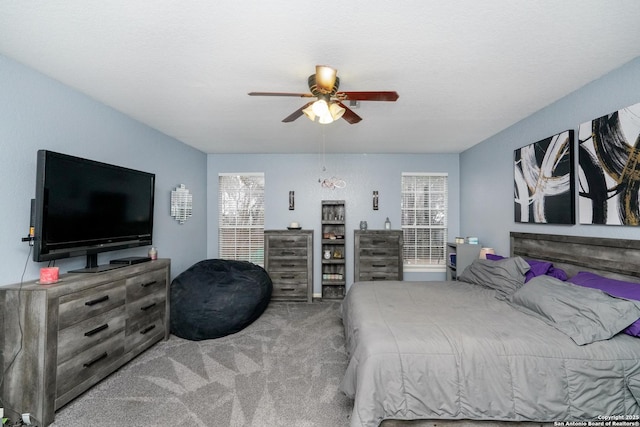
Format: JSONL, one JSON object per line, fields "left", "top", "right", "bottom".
{"left": 479, "top": 247, "right": 495, "bottom": 259}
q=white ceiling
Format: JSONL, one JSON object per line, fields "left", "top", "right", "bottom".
{"left": 1, "top": 1, "right": 639, "bottom": 154}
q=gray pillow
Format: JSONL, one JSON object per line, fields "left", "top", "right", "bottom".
{"left": 509, "top": 275, "right": 640, "bottom": 345}
{"left": 458, "top": 256, "right": 529, "bottom": 298}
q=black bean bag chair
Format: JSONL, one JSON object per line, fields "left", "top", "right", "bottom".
{"left": 170, "top": 259, "right": 272, "bottom": 340}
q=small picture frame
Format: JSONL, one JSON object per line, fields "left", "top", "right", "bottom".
{"left": 289, "top": 191, "right": 295, "bottom": 210}
{"left": 373, "top": 190, "right": 379, "bottom": 210}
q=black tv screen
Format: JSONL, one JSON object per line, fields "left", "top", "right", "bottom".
{"left": 34, "top": 150, "right": 155, "bottom": 271}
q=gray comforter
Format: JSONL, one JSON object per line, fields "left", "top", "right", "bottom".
{"left": 340, "top": 280, "right": 640, "bottom": 427}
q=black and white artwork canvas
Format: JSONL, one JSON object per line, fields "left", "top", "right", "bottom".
{"left": 514, "top": 130, "right": 575, "bottom": 224}
{"left": 578, "top": 102, "right": 640, "bottom": 225}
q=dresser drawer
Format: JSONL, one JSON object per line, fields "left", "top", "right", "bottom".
{"left": 56, "top": 331, "right": 125, "bottom": 398}
{"left": 58, "top": 281, "right": 126, "bottom": 329}
{"left": 357, "top": 272, "right": 399, "bottom": 281}
{"left": 272, "top": 282, "right": 308, "bottom": 298}
{"left": 358, "top": 234, "right": 400, "bottom": 248}
{"left": 127, "top": 289, "right": 166, "bottom": 322}
{"left": 358, "top": 258, "right": 400, "bottom": 271}
{"left": 57, "top": 305, "right": 126, "bottom": 365}
{"left": 268, "top": 247, "right": 309, "bottom": 258}
{"left": 267, "top": 234, "right": 309, "bottom": 248}
{"left": 125, "top": 269, "right": 167, "bottom": 302}
{"left": 271, "top": 270, "right": 308, "bottom": 298}
{"left": 358, "top": 247, "right": 400, "bottom": 258}
{"left": 125, "top": 311, "right": 165, "bottom": 353}
{"left": 267, "top": 258, "right": 308, "bottom": 271}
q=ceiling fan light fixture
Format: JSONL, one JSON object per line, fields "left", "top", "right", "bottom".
{"left": 311, "top": 99, "right": 330, "bottom": 117}
{"left": 318, "top": 114, "right": 334, "bottom": 125}
{"left": 302, "top": 104, "right": 316, "bottom": 121}
{"left": 315, "top": 65, "right": 337, "bottom": 93}
{"left": 329, "top": 102, "right": 345, "bottom": 120}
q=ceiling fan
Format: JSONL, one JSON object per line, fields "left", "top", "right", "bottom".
{"left": 248, "top": 65, "right": 399, "bottom": 124}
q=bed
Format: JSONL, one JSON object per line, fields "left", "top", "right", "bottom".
{"left": 340, "top": 232, "right": 640, "bottom": 427}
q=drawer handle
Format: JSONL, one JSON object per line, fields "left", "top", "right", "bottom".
{"left": 281, "top": 275, "right": 295, "bottom": 279}
{"left": 84, "top": 323, "right": 109, "bottom": 337}
{"left": 85, "top": 295, "right": 109, "bottom": 306}
{"left": 140, "top": 324, "right": 156, "bottom": 334}
{"left": 281, "top": 251, "right": 295, "bottom": 256}
{"left": 141, "top": 280, "right": 158, "bottom": 288}
{"left": 83, "top": 352, "right": 108, "bottom": 368}
{"left": 282, "top": 264, "right": 295, "bottom": 268}
{"left": 372, "top": 264, "right": 387, "bottom": 268}
{"left": 281, "top": 287, "right": 296, "bottom": 291}
{"left": 141, "top": 303, "right": 157, "bottom": 311}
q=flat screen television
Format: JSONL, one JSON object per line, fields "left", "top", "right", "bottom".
{"left": 34, "top": 150, "right": 155, "bottom": 273}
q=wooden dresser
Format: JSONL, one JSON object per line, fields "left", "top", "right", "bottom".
{"left": 0, "top": 259, "right": 170, "bottom": 427}
{"left": 264, "top": 230, "right": 313, "bottom": 302}
{"left": 354, "top": 230, "right": 403, "bottom": 282}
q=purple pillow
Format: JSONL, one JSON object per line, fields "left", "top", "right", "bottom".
{"left": 547, "top": 266, "right": 568, "bottom": 281}
{"left": 525, "top": 259, "right": 552, "bottom": 283}
{"left": 485, "top": 253, "right": 505, "bottom": 261}
{"left": 568, "top": 271, "right": 640, "bottom": 337}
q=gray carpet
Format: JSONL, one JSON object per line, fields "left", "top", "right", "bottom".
{"left": 51, "top": 301, "right": 353, "bottom": 427}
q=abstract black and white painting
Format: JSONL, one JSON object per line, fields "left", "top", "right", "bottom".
{"left": 514, "top": 130, "right": 575, "bottom": 224}
{"left": 578, "top": 102, "right": 640, "bottom": 225}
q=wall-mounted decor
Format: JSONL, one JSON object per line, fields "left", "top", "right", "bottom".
{"left": 373, "top": 190, "right": 379, "bottom": 210}
{"left": 170, "top": 184, "right": 193, "bottom": 224}
{"left": 289, "top": 191, "right": 295, "bottom": 210}
{"left": 514, "top": 130, "right": 575, "bottom": 224}
{"left": 319, "top": 176, "right": 346, "bottom": 189}
{"left": 578, "top": 102, "right": 640, "bottom": 225}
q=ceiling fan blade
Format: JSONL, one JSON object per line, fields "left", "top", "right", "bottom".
{"left": 282, "top": 102, "right": 313, "bottom": 123}
{"left": 248, "top": 92, "right": 314, "bottom": 98}
{"left": 337, "top": 91, "right": 399, "bottom": 102}
{"left": 336, "top": 101, "right": 362, "bottom": 124}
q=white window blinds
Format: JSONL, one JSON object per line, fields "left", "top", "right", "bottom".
{"left": 401, "top": 173, "right": 448, "bottom": 268}
{"left": 218, "top": 173, "right": 265, "bottom": 265}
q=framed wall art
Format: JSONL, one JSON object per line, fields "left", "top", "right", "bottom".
{"left": 514, "top": 130, "right": 575, "bottom": 224}
{"left": 578, "top": 101, "right": 640, "bottom": 225}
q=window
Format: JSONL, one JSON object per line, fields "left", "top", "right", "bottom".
{"left": 401, "top": 173, "right": 448, "bottom": 270}
{"left": 218, "top": 173, "right": 265, "bottom": 265}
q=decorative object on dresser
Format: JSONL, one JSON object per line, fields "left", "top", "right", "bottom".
{"left": 446, "top": 242, "right": 482, "bottom": 280}
{"left": 354, "top": 230, "right": 403, "bottom": 282}
{"left": 321, "top": 200, "right": 346, "bottom": 299}
{"left": 0, "top": 259, "right": 171, "bottom": 427}
{"left": 170, "top": 259, "right": 272, "bottom": 340}
{"left": 264, "top": 230, "right": 313, "bottom": 302}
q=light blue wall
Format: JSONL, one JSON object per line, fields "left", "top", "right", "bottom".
{"left": 207, "top": 153, "right": 460, "bottom": 293}
{"left": 0, "top": 55, "right": 208, "bottom": 285}
{"left": 460, "top": 56, "right": 640, "bottom": 255}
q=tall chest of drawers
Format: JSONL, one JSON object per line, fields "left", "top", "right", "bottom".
{"left": 0, "top": 259, "right": 170, "bottom": 427}
{"left": 354, "top": 230, "right": 403, "bottom": 282}
{"left": 264, "top": 230, "right": 313, "bottom": 302}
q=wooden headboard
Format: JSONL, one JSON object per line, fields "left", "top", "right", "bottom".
{"left": 510, "top": 232, "right": 640, "bottom": 282}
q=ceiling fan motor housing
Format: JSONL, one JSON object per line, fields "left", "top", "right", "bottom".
{"left": 308, "top": 74, "right": 340, "bottom": 97}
